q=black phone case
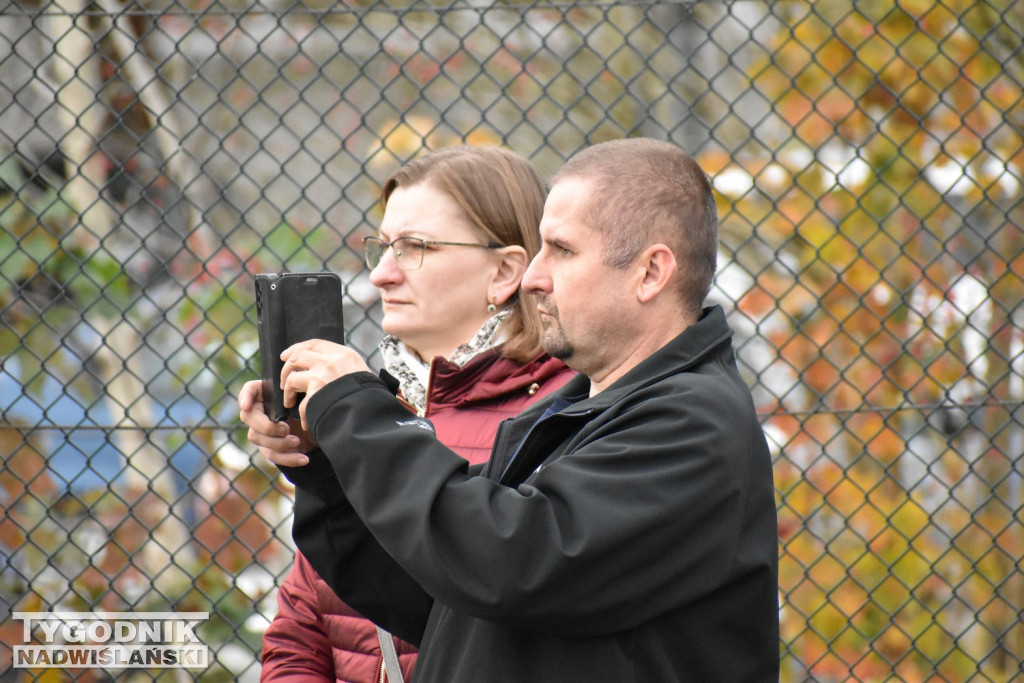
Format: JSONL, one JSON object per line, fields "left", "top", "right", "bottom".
{"left": 255, "top": 272, "right": 345, "bottom": 421}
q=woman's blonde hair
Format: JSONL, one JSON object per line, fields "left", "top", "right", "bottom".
{"left": 380, "top": 146, "right": 547, "bottom": 363}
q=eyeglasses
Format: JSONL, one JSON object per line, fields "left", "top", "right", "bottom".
{"left": 362, "top": 235, "right": 504, "bottom": 271}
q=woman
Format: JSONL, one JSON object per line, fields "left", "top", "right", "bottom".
{"left": 241, "top": 146, "right": 574, "bottom": 682}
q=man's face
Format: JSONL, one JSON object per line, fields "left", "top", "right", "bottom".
{"left": 522, "top": 178, "right": 635, "bottom": 381}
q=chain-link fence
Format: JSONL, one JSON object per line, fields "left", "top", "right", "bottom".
{"left": 1, "top": 0, "right": 1021, "bottom": 680}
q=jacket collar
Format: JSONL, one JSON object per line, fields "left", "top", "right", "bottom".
{"left": 429, "top": 349, "right": 570, "bottom": 410}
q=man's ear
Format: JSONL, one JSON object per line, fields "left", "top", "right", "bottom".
{"left": 636, "top": 244, "right": 677, "bottom": 303}
{"left": 489, "top": 245, "right": 530, "bottom": 305}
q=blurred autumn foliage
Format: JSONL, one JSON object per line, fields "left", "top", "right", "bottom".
{"left": 707, "top": 1, "right": 1023, "bottom": 679}
{"left": 1, "top": 0, "right": 1021, "bottom": 680}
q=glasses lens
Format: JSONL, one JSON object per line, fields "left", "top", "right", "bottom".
{"left": 362, "top": 236, "right": 427, "bottom": 270}
{"left": 363, "top": 237, "right": 384, "bottom": 269}
{"left": 393, "top": 237, "right": 424, "bottom": 271}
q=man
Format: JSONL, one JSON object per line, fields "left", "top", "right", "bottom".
{"left": 242, "top": 138, "right": 779, "bottom": 681}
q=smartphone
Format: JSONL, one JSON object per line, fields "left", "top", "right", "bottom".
{"left": 255, "top": 272, "right": 345, "bottom": 421}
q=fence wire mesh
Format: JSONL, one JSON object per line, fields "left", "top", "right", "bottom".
{"left": 1, "top": 0, "right": 1022, "bottom": 680}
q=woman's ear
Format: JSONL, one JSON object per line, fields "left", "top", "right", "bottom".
{"left": 489, "top": 245, "right": 529, "bottom": 306}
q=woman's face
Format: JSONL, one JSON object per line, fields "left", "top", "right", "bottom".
{"left": 370, "top": 182, "right": 504, "bottom": 361}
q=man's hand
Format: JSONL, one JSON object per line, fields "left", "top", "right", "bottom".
{"left": 280, "top": 339, "right": 371, "bottom": 431}
{"left": 238, "top": 379, "right": 316, "bottom": 467}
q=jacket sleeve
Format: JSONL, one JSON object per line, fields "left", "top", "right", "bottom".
{"left": 302, "top": 368, "right": 774, "bottom": 638}
{"left": 260, "top": 553, "right": 335, "bottom": 681}
{"left": 279, "top": 437, "right": 435, "bottom": 646}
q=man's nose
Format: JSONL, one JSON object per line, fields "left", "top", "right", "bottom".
{"left": 521, "top": 253, "right": 549, "bottom": 295}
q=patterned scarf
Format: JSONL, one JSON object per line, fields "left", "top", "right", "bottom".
{"left": 379, "top": 309, "right": 511, "bottom": 415}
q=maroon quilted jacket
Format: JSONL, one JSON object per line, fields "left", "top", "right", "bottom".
{"left": 261, "top": 349, "right": 574, "bottom": 682}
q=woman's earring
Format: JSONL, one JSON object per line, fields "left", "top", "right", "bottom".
{"left": 487, "top": 302, "right": 497, "bottom": 313}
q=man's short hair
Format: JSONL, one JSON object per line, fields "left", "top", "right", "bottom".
{"left": 552, "top": 138, "right": 719, "bottom": 317}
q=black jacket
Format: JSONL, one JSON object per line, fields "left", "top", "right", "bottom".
{"left": 282, "top": 306, "right": 779, "bottom": 682}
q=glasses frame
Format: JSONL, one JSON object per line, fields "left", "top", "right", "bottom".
{"left": 362, "top": 235, "right": 504, "bottom": 271}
